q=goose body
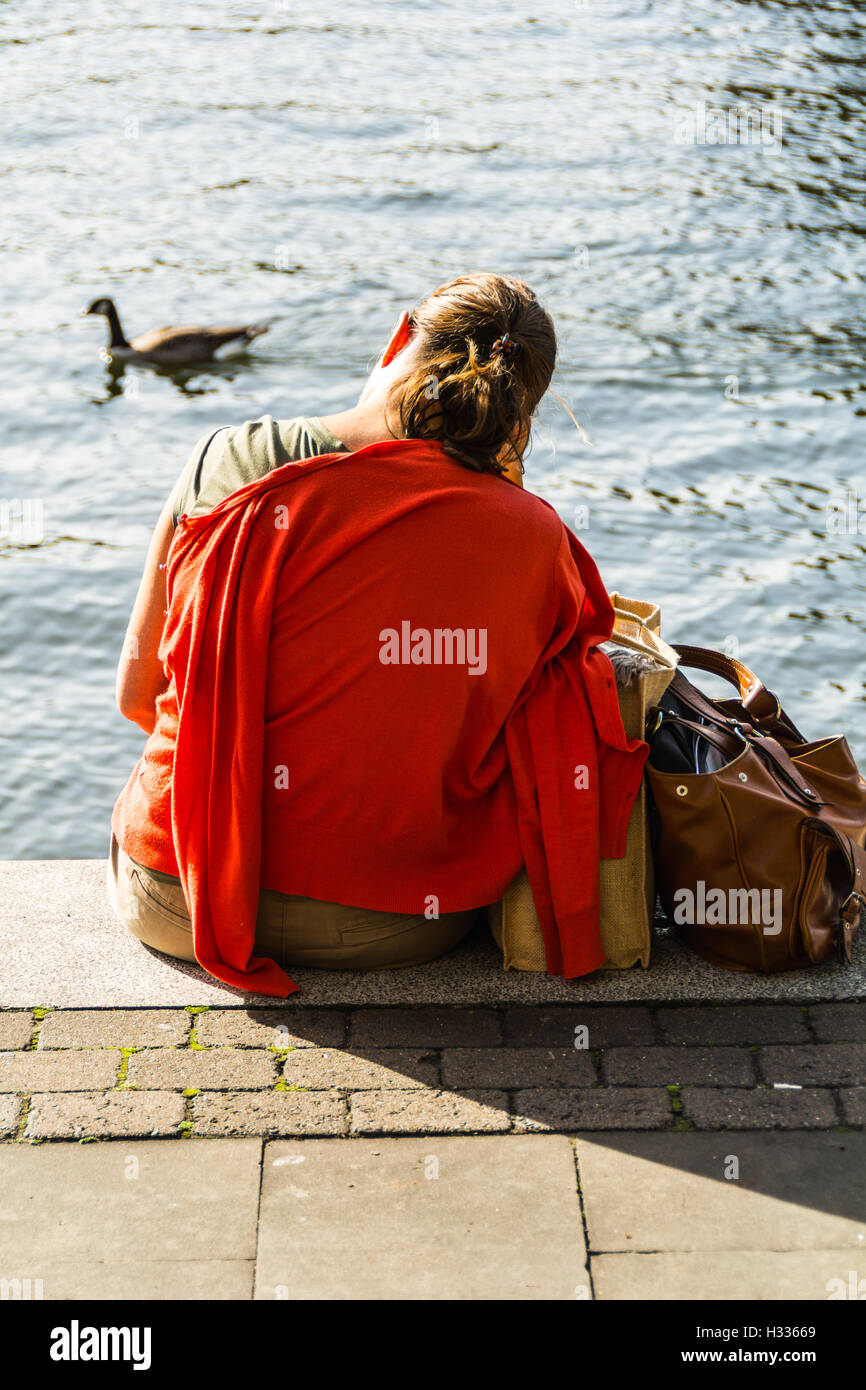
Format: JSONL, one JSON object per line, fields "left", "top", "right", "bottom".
{"left": 84, "top": 297, "right": 268, "bottom": 366}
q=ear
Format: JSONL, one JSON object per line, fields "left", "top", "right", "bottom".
{"left": 498, "top": 425, "right": 528, "bottom": 487}
{"left": 380, "top": 310, "right": 413, "bottom": 367}
{"left": 499, "top": 449, "right": 525, "bottom": 488}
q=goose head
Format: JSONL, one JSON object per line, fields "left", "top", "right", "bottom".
{"left": 82, "top": 297, "right": 129, "bottom": 349}
{"left": 83, "top": 297, "right": 117, "bottom": 319}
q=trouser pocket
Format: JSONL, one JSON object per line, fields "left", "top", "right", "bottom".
{"left": 130, "top": 868, "right": 191, "bottom": 921}
{"left": 336, "top": 911, "right": 432, "bottom": 946}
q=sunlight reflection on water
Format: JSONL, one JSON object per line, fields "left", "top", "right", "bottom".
{"left": 1, "top": 0, "right": 864, "bottom": 855}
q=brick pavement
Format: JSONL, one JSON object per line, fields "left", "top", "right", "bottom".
{"left": 0, "top": 1001, "right": 862, "bottom": 1142}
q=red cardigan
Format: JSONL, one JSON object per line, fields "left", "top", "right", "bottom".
{"left": 112, "top": 438, "right": 647, "bottom": 996}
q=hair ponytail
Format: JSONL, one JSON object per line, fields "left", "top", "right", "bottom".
{"left": 389, "top": 273, "right": 556, "bottom": 475}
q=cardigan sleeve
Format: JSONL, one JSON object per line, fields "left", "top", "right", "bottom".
{"left": 504, "top": 524, "right": 648, "bottom": 978}
{"left": 166, "top": 496, "right": 299, "bottom": 998}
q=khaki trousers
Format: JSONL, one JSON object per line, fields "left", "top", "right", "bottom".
{"left": 106, "top": 833, "right": 478, "bottom": 970}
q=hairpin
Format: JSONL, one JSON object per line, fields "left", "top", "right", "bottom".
{"left": 491, "top": 333, "right": 518, "bottom": 357}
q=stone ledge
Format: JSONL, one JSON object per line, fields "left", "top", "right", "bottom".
{"left": 2, "top": 859, "right": 865, "bottom": 1008}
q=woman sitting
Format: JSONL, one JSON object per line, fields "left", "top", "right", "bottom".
{"left": 107, "top": 272, "right": 647, "bottom": 997}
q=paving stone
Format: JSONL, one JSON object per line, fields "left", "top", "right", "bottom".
{"left": 760, "top": 1044, "right": 866, "bottom": 1088}
{"left": 125, "top": 1049, "right": 277, "bottom": 1091}
{"left": 681, "top": 1087, "right": 839, "bottom": 1130}
{"left": 38, "top": 1009, "right": 189, "bottom": 1049}
{"left": 349, "top": 1007, "right": 501, "bottom": 1048}
{"left": 191, "top": 1091, "right": 346, "bottom": 1137}
{"left": 350, "top": 1089, "right": 510, "bottom": 1134}
{"left": 503, "top": 1006, "right": 654, "bottom": 1048}
{"left": 593, "top": 1250, "right": 866, "bottom": 1301}
{"left": 809, "top": 1003, "right": 866, "bottom": 1043}
{"left": 657, "top": 1005, "right": 809, "bottom": 1046}
{"left": 602, "top": 1046, "right": 754, "bottom": 1087}
{"left": 0, "top": 1013, "right": 34, "bottom": 1049}
{"left": 577, "top": 1132, "right": 866, "bottom": 1252}
{"left": 512, "top": 1087, "right": 673, "bottom": 1132}
{"left": 195, "top": 1008, "right": 346, "bottom": 1049}
{"left": 25, "top": 1090, "right": 185, "bottom": 1139}
{"left": 9, "top": 1260, "right": 254, "bottom": 1300}
{"left": 0, "top": 1050, "right": 121, "bottom": 1092}
{"left": 838, "top": 1088, "right": 866, "bottom": 1127}
{"left": 442, "top": 1047, "right": 595, "bottom": 1089}
{"left": 256, "top": 1136, "right": 586, "bottom": 1299}
{"left": 282, "top": 1048, "right": 438, "bottom": 1090}
{"left": 0, "top": 1139, "right": 262, "bottom": 1261}
{"left": 0, "top": 1094, "right": 21, "bottom": 1136}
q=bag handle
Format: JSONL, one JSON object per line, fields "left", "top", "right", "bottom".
{"left": 672, "top": 644, "right": 806, "bottom": 741}
{"left": 672, "top": 645, "right": 780, "bottom": 719}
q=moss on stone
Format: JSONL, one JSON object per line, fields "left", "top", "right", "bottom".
{"left": 666, "top": 1084, "right": 684, "bottom": 1114}
{"left": 114, "top": 1046, "right": 142, "bottom": 1088}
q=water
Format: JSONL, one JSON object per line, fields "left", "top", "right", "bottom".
{"left": 1, "top": 0, "right": 864, "bottom": 859}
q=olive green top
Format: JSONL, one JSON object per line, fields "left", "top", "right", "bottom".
{"left": 168, "top": 414, "right": 347, "bottom": 525}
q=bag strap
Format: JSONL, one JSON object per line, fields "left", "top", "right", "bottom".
{"left": 665, "top": 669, "right": 741, "bottom": 729}
{"left": 652, "top": 709, "right": 746, "bottom": 762}
{"left": 803, "top": 818, "right": 866, "bottom": 964}
{"left": 750, "top": 736, "right": 827, "bottom": 808}
{"left": 653, "top": 711, "right": 826, "bottom": 809}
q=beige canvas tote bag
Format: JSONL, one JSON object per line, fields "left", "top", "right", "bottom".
{"left": 487, "top": 594, "right": 678, "bottom": 971}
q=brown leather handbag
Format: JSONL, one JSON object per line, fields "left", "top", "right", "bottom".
{"left": 646, "top": 645, "right": 866, "bottom": 972}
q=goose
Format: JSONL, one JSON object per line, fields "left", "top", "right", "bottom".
{"left": 83, "top": 297, "right": 268, "bottom": 367}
